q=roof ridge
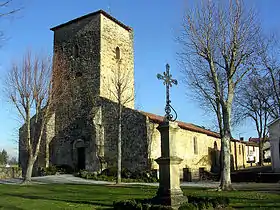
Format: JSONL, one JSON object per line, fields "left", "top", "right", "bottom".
{"left": 140, "top": 111, "right": 220, "bottom": 138}
{"left": 50, "top": 9, "right": 132, "bottom": 31}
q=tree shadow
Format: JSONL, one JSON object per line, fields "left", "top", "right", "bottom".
{"left": 4, "top": 193, "right": 112, "bottom": 207}
{"left": 0, "top": 204, "right": 24, "bottom": 210}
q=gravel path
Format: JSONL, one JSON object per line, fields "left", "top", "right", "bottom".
{"left": 0, "top": 174, "right": 219, "bottom": 188}
{"left": 1, "top": 174, "right": 280, "bottom": 192}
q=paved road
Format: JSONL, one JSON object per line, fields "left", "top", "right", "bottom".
{"left": 0, "top": 174, "right": 280, "bottom": 192}
{"left": 0, "top": 174, "right": 219, "bottom": 188}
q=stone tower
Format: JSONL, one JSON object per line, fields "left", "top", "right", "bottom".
{"left": 51, "top": 10, "right": 134, "bottom": 109}
{"left": 50, "top": 10, "right": 135, "bottom": 171}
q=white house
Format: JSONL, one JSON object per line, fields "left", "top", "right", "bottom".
{"left": 268, "top": 118, "right": 280, "bottom": 172}
{"left": 263, "top": 141, "right": 271, "bottom": 161}
{"left": 246, "top": 142, "right": 260, "bottom": 165}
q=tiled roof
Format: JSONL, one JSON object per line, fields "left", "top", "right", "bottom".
{"left": 249, "top": 137, "right": 268, "bottom": 143}
{"left": 140, "top": 111, "right": 220, "bottom": 138}
{"left": 141, "top": 111, "right": 260, "bottom": 147}
{"left": 50, "top": 10, "right": 132, "bottom": 31}
{"left": 249, "top": 138, "right": 261, "bottom": 143}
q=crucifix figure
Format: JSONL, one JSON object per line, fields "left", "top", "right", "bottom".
{"left": 157, "top": 63, "right": 178, "bottom": 121}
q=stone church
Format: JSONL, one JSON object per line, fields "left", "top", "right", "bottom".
{"left": 19, "top": 10, "right": 257, "bottom": 178}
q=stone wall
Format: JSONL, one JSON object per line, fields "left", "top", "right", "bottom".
{"left": 0, "top": 167, "right": 22, "bottom": 179}
{"left": 51, "top": 13, "right": 101, "bottom": 169}
{"left": 100, "top": 13, "right": 134, "bottom": 109}
{"left": 99, "top": 97, "right": 149, "bottom": 172}
{"left": 50, "top": 11, "right": 135, "bottom": 171}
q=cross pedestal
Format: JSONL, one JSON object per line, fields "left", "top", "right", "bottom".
{"left": 153, "top": 121, "right": 187, "bottom": 209}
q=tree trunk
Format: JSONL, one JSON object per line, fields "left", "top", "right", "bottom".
{"left": 23, "top": 156, "right": 35, "bottom": 183}
{"left": 219, "top": 140, "right": 224, "bottom": 179}
{"left": 45, "top": 142, "right": 49, "bottom": 168}
{"left": 219, "top": 133, "right": 233, "bottom": 190}
{"left": 259, "top": 137, "right": 264, "bottom": 166}
{"left": 116, "top": 104, "right": 122, "bottom": 184}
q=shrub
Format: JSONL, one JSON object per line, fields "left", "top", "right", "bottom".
{"left": 78, "top": 168, "right": 158, "bottom": 183}
{"left": 213, "top": 196, "right": 229, "bottom": 208}
{"left": 113, "top": 200, "right": 138, "bottom": 210}
{"left": 130, "top": 170, "right": 159, "bottom": 183}
{"left": 56, "top": 164, "right": 73, "bottom": 174}
{"left": 121, "top": 168, "right": 132, "bottom": 178}
{"left": 149, "top": 205, "right": 174, "bottom": 210}
{"left": 112, "top": 196, "right": 227, "bottom": 210}
{"left": 178, "top": 203, "right": 198, "bottom": 210}
{"left": 46, "top": 165, "right": 58, "bottom": 175}
{"left": 186, "top": 196, "right": 229, "bottom": 209}
{"left": 78, "top": 170, "right": 98, "bottom": 179}
{"left": 101, "top": 167, "right": 117, "bottom": 177}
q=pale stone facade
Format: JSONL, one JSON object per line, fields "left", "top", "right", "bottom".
{"left": 145, "top": 112, "right": 257, "bottom": 178}
{"left": 19, "top": 10, "right": 259, "bottom": 178}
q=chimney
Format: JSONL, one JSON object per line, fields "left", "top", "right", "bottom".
{"left": 240, "top": 137, "right": 244, "bottom": 141}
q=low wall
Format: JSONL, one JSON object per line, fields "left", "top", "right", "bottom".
{"left": 0, "top": 167, "right": 22, "bottom": 179}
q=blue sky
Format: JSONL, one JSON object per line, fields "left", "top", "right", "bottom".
{"left": 0, "top": 0, "right": 279, "bottom": 158}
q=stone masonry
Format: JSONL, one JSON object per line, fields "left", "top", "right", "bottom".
{"left": 19, "top": 10, "right": 259, "bottom": 178}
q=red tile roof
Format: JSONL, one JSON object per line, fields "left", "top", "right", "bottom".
{"left": 50, "top": 10, "right": 132, "bottom": 31}
{"left": 140, "top": 111, "right": 259, "bottom": 146}
{"left": 140, "top": 111, "right": 220, "bottom": 138}
{"left": 248, "top": 137, "right": 267, "bottom": 143}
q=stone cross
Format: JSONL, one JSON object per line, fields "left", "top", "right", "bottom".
{"left": 157, "top": 64, "right": 178, "bottom": 121}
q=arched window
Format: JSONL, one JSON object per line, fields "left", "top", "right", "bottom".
{"left": 73, "top": 44, "right": 79, "bottom": 58}
{"left": 193, "top": 137, "right": 198, "bottom": 154}
{"left": 75, "top": 72, "right": 82, "bottom": 78}
{"left": 116, "top": 46, "right": 120, "bottom": 60}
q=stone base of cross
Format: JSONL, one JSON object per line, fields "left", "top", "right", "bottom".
{"left": 152, "top": 121, "right": 187, "bottom": 209}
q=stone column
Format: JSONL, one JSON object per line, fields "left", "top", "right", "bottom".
{"left": 153, "top": 121, "right": 187, "bottom": 208}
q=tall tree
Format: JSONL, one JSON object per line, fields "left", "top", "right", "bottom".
{"left": 259, "top": 37, "right": 280, "bottom": 119}
{"left": 1, "top": 149, "right": 8, "bottom": 165}
{"left": 8, "top": 156, "right": 18, "bottom": 165}
{"left": 106, "top": 58, "right": 134, "bottom": 184}
{"left": 0, "top": 149, "right": 8, "bottom": 165}
{"left": 237, "top": 73, "right": 271, "bottom": 165}
{"left": 178, "top": 0, "right": 261, "bottom": 190}
{"left": 5, "top": 51, "right": 66, "bottom": 183}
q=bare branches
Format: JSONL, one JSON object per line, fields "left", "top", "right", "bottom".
{"left": 5, "top": 50, "right": 67, "bottom": 182}
{"left": 178, "top": 0, "right": 261, "bottom": 190}
{"left": 237, "top": 73, "right": 271, "bottom": 165}
{"left": 258, "top": 36, "right": 280, "bottom": 119}
{"left": 0, "top": 0, "right": 21, "bottom": 18}
{"left": 107, "top": 59, "right": 134, "bottom": 108}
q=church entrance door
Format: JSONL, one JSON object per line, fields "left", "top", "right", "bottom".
{"left": 77, "top": 147, "right": 85, "bottom": 170}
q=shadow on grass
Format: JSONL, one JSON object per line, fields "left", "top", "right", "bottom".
{"left": 4, "top": 193, "right": 112, "bottom": 208}
{"left": 45, "top": 184, "right": 156, "bottom": 198}
{"left": 0, "top": 204, "right": 24, "bottom": 210}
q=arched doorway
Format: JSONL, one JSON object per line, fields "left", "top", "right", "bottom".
{"left": 73, "top": 139, "right": 86, "bottom": 170}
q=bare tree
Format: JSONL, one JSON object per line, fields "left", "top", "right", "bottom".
{"left": 106, "top": 58, "right": 134, "bottom": 184}
{"left": 237, "top": 73, "right": 271, "bottom": 166}
{"left": 5, "top": 51, "right": 66, "bottom": 183}
{"left": 259, "top": 37, "right": 280, "bottom": 119}
{"left": 178, "top": 0, "right": 261, "bottom": 190}
{"left": 0, "top": 0, "right": 21, "bottom": 42}
{"left": 0, "top": 1, "right": 20, "bottom": 17}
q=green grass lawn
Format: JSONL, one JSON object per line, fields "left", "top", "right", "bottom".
{"left": 0, "top": 184, "right": 279, "bottom": 209}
